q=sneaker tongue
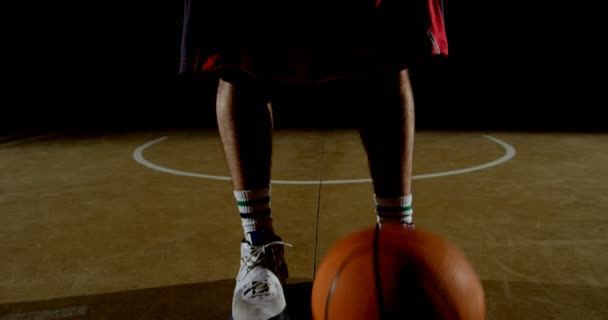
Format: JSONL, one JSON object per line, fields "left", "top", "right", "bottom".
{"left": 246, "top": 230, "right": 278, "bottom": 246}
{"left": 245, "top": 230, "right": 264, "bottom": 246}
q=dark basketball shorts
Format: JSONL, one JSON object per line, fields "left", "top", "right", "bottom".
{"left": 178, "top": 0, "right": 448, "bottom": 85}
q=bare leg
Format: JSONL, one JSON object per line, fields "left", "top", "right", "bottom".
{"left": 217, "top": 77, "right": 289, "bottom": 319}
{"left": 358, "top": 69, "right": 415, "bottom": 198}
{"left": 216, "top": 78, "right": 273, "bottom": 190}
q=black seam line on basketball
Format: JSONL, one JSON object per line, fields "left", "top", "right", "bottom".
{"left": 239, "top": 209, "right": 271, "bottom": 218}
{"left": 373, "top": 223, "right": 387, "bottom": 319}
{"left": 236, "top": 197, "right": 270, "bottom": 206}
{"left": 324, "top": 248, "right": 366, "bottom": 320}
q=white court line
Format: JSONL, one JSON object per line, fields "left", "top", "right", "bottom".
{"left": 0, "top": 306, "right": 88, "bottom": 320}
{"left": 133, "top": 137, "right": 231, "bottom": 182}
{"left": 460, "top": 238, "right": 608, "bottom": 248}
{"left": 0, "top": 134, "right": 55, "bottom": 148}
{"left": 133, "top": 135, "right": 516, "bottom": 185}
{"left": 413, "top": 135, "right": 516, "bottom": 179}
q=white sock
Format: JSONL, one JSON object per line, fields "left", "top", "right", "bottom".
{"left": 375, "top": 194, "right": 413, "bottom": 225}
{"left": 234, "top": 186, "right": 273, "bottom": 235}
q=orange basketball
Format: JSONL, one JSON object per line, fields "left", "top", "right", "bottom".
{"left": 311, "top": 224, "right": 485, "bottom": 319}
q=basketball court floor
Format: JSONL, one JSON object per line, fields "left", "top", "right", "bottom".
{"left": 1, "top": 128, "right": 607, "bottom": 319}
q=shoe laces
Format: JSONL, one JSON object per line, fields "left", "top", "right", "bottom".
{"left": 244, "top": 240, "right": 293, "bottom": 270}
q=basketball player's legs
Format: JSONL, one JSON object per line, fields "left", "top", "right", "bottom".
{"left": 216, "top": 76, "right": 273, "bottom": 193}
{"left": 357, "top": 69, "right": 415, "bottom": 227}
{"left": 216, "top": 74, "right": 289, "bottom": 320}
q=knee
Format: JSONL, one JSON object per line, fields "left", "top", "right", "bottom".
{"left": 217, "top": 69, "right": 270, "bottom": 105}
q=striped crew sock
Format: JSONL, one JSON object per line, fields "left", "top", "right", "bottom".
{"left": 375, "top": 194, "right": 413, "bottom": 225}
{"left": 234, "top": 186, "right": 273, "bottom": 235}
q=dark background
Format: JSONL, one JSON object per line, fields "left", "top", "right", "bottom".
{"left": 4, "top": 0, "right": 605, "bottom": 132}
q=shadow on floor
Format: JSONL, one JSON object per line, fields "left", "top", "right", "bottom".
{"left": 2, "top": 280, "right": 607, "bottom": 319}
{"left": 0, "top": 279, "right": 313, "bottom": 320}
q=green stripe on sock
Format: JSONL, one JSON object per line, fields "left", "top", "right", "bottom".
{"left": 376, "top": 205, "right": 412, "bottom": 213}
{"left": 236, "top": 197, "right": 270, "bottom": 207}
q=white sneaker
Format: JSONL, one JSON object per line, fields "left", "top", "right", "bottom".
{"left": 232, "top": 230, "right": 291, "bottom": 320}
